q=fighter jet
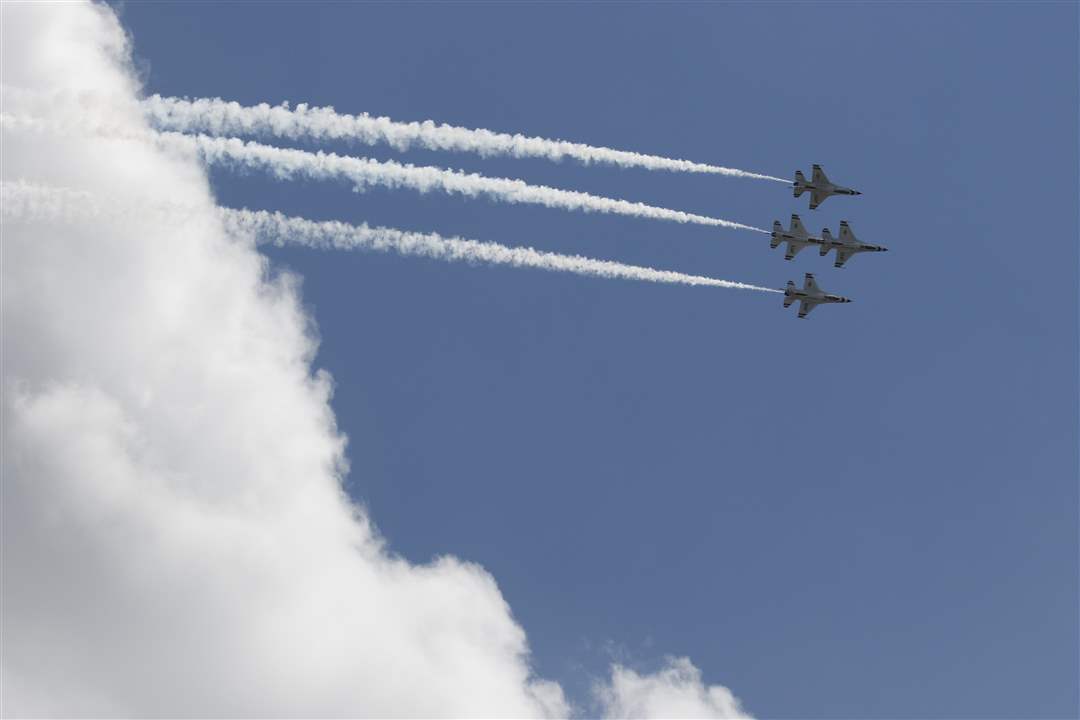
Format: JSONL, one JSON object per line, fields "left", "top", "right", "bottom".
{"left": 770, "top": 214, "right": 821, "bottom": 261}
{"left": 783, "top": 272, "right": 852, "bottom": 318}
{"left": 793, "top": 164, "right": 861, "bottom": 210}
{"left": 817, "top": 221, "right": 888, "bottom": 268}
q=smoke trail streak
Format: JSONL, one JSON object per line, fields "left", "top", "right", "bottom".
{"left": 143, "top": 95, "right": 790, "bottom": 183}
{"left": 223, "top": 209, "right": 779, "bottom": 292}
{"left": 0, "top": 113, "right": 766, "bottom": 233}
{"left": 1, "top": 180, "right": 779, "bottom": 293}
{"left": 160, "top": 133, "right": 767, "bottom": 233}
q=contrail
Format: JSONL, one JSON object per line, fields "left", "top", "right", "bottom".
{"left": 222, "top": 209, "right": 779, "bottom": 292}
{"left": 0, "top": 180, "right": 779, "bottom": 294}
{"left": 0, "top": 114, "right": 767, "bottom": 233}
{"left": 143, "top": 95, "right": 790, "bottom": 183}
{"left": 154, "top": 132, "right": 768, "bottom": 233}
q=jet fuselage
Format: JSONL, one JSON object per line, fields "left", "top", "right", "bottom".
{"left": 783, "top": 287, "right": 852, "bottom": 305}
{"left": 795, "top": 182, "right": 861, "bottom": 196}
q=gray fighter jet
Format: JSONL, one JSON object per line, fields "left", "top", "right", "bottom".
{"left": 817, "top": 221, "right": 888, "bottom": 268}
{"left": 793, "top": 164, "right": 861, "bottom": 210}
{"left": 783, "top": 272, "right": 852, "bottom": 318}
{"left": 770, "top": 214, "right": 821, "bottom": 261}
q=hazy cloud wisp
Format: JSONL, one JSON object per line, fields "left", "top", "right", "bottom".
{"left": 597, "top": 658, "right": 753, "bottom": 719}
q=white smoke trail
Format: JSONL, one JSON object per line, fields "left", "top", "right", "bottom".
{"left": 143, "top": 95, "right": 790, "bottom": 183}
{"left": 0, "top": 113, "right": 766, "bottom": 233}
{"left": 1, "top": 181, "right": 779, "bottom": 294}
{"left": 159, "top": 133, "right": 768, "bottom": 234}
{"left": 220, "top": 208, "right": 780, "bottom": 293}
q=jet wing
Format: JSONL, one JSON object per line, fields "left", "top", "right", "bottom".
{"left": 804, "top": 273, "right": 820, "bottom": 293}
{"left": 809, "top": 188, "right": 828, "bottom": 210}
{"left": 812, "top": 164, "right": 827, "bottom": 185}
{"left": 834, "top": 248, "right": 854, "bottom": 268}
{"left": 785, "top": 241, "right": 807, "bottom": 261}
{"left": 798, "top": 300, "right": 817, "bottom": 318}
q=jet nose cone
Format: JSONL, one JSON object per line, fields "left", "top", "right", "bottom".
{"left": 854, "top": 191, "right": 863, "bottom": 195}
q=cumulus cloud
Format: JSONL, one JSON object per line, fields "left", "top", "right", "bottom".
{"left": 0, "top": 3, "right": 562, "bottom": 716}
{"left": 596, "top": 658, "right": 751, "bottom": 719}
{"left": 0, "top": 3, "right": 751, "bottom": 718}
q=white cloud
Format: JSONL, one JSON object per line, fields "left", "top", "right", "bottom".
{"left": 596, "top": 658, "right": 751, "bottom": 719}
{"left": 0, "top": 3, "right": 751, "bottom": 718}
{"left": 1, "top": 3, "right": 562, "bottom": 716}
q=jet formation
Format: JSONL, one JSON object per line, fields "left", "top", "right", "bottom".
{"left": 771, "top": 165, "right": 887, "bottom": 318}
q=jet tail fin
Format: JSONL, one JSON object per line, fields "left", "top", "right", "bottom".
{"left": 793, "top": 170, "right": 806, "bottom": 197}
{"left": 770, "top": 221, "right": 782, "bottom": 248}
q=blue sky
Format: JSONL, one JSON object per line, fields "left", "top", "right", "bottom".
{"left": 119, "top": 3, "right": 1077, "bottom": 716}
